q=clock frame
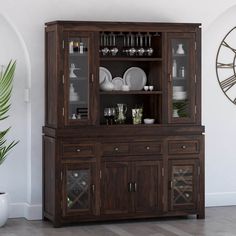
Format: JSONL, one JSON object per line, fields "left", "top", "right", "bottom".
{"left": 216, "top": 27, "right": 236, "bottom": 104}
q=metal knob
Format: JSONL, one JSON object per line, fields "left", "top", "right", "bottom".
{"left": 146, "top": 146, "right": 150, "bottom": 150}
{"left": 114, "top": 147, "right": 119, "bottom": 151}
{"left": 182, "top": 145, "right": 186, "bottom": 149}
{"left": 76, "top": 148, "right": 81, "bottom": 152}
{"left": 128, "top": 182, "right": 132, "bottom": 192}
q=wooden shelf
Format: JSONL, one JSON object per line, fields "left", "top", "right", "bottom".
{"left": 100, "top": 90, "right": 162, "bottom": 95}
{"left": 69, "top": 52, "right": 87, "bottom": 57}
{"left": 69, "top": 101, "right": 87, "bottom": 105}
{"left": 173, "top": 54, "right": 186, "bottom": 57}
{"left": 70, "top": 77, "right": 87, "bottom": 81}
{"left": 100, "top": 57, "right": 162, "bottom": 62}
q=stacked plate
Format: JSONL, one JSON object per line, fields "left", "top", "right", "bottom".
{"left": 173, "top": 86, "right": 187, "bottom": 100}
{"left": 99, "top": 66, "right": 147, "bottom": 91}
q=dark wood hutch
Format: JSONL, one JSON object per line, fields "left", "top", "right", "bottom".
{"left": 43, "top": 21, "right": 204, "bottom": 227}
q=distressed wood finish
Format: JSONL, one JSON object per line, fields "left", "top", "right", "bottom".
{"left": 43, "top": 21, "right": 204, "bottom": 226}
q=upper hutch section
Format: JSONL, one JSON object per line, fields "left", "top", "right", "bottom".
{"left": 45, "top": 21, "right": 201, "bottom": 128}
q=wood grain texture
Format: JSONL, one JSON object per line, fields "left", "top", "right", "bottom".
{"left": 43, "top": 21, "right": 204, "bottom": 226}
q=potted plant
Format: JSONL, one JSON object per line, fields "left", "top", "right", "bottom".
{"left": 0, "top": 61, "right": 18, "bottom": 227}
{"left": 173, "top": 101, "right": 188, "bottom": 117}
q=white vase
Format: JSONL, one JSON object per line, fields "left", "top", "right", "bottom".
{"left": 0, "top": 193, "right": 8, "bottom": 227}
{"left": 172, "top": 59, "right": 177, "bottom": 77}
{"left": 176, "top": 44, "right": 185, "bottom": 55}
{"left": 173, "top": 109, "right": 179, "bottom": 117}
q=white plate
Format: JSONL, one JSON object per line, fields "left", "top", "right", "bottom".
{"left": 99, "top": 67, "right": 112, "bottom": 84}
{"left": 123, "top": 67, "right": 147, "bottom": 90}
{"left": 112, "top": 77, "right": 124, "bottom": 90}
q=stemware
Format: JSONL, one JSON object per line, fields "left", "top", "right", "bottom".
{"left": 104, "top": 107, "right": 116, "bottom": 125}
{"left": 137, "top": 33, "right": 145, "bottom": 56}
{"left": 110, "top": 33, "right": 119, "bottom": 56}
{"left": 146, "top": 33, "right": 154, "bottom": 56}
{"left": 128, "top": 34, "right": 136, "bottom": 56}
{"left": 101, "top": 33, "right": 110, "bottom": 56}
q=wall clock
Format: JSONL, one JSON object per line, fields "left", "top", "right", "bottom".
{"left": 216, "top": 27, "right": 236, "bottom": 104}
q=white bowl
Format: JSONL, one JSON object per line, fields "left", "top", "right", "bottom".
{"left": 144, "top": 118, "right": 155, "bottom": 124}
{"left": 122, "top": 85, "right": 130, "bottom": 91}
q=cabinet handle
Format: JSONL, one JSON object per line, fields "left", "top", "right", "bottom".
{"left": 134, "top": 182, "right": 137, "bottom": 192}
{"left": 91, "top": 74, "right": 94, "bottom": 83}
{"left": 114, "top": 147, "right": 119, "bottom": 151}
{"left": 128, "top": 182, "right": 132, "bottom": 192}
{"left": 181, "top": 145, "right": 187, "bottom": 149}
{"left": 92, "top": 184, "right": 95, "bottom": 194}
{"left": 146, "top": 146, "right": 150, "bottom": 150}
{"left": 76, "top": 148, "right": 81, "bottom": 152}
{"left": 168, "top": 73, "right": 172, "bottom": 82}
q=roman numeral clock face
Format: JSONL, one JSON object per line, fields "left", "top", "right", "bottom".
{"left": 216, "top": 27, "right": 236, "bottom": 104}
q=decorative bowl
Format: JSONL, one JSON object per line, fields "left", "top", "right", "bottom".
{"left": 144, "top": 118, "right": 155, "bottom": 124}
{"left": 100, "top": 81, "right": 114, "bottom": 91}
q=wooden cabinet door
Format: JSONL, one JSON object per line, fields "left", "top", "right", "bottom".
{"left": 168, "top": 159, "right": 199, "bottom": 211}
{"left": 101, "top": 161, "right": 132, "bottom": 215}
{"left": 62, "top": 162, "right": 96, "bottom": 217}
{"left": 63, "top": 31, "right": 98, "bottom": 126}
{"left": 133, "top": 161, "right": 162, "bottom": 214}
{"left": 167, "top": 33, "right": 197, "bottom": 124}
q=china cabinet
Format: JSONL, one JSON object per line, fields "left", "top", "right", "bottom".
{"left": 43, "top": 21, "right": 204, "bottom": 226}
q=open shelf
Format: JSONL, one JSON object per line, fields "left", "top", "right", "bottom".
{"left": 100, "top": 91, "right": 162, "bottom": 95}
{"left": 100, "top": 57, "right": 162, "bottom": 62}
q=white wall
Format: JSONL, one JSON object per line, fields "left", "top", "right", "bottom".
{"left": 203, "top": 6, "right": 236, "bottom": 206}
{"left": 0, "top": 14, "right": 28, "bottom": 217}
{"left": 1, "top": 0, "right": 236, "bottom": 219}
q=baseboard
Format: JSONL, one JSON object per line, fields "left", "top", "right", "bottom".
{"left": 8, "top": 193, "right": 236, "bottom": 220}
{"left": 9, "top": 202, "right": 42, "bottom": 220}
{"left": 206, "top": 192, "right": 236, "bottom": 207}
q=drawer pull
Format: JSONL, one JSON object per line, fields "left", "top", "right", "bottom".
{"left": 146, "top": 146, "right": 150, "bottom": 150}
{"left": 114, "top": 147, "right": 119, "bottom": 151}
{"left": 76, "top": 148, "right": 81, "bottom": 152}
{"left": 128, "top": 182, "right": 132, "bottom": 192}
{"left": 181, "top": 145, "right": 187, "bottom": 149}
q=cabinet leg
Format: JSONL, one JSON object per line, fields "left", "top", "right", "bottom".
{"left": 197, "top": 211, "right": 205, "bottom": 219}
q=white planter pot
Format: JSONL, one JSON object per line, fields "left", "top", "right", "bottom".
{"left": 0, "top": 193, "right": 8, "bottom": 227}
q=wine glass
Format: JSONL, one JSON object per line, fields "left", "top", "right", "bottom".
{"left": 128, "top": 34, "right": 136, "bottom": 56}
{"left": 147, "top": 33, "right": 154, "bottom": 56}
{"left": 137, "top": 33, "right": 145, "bottom": 56}
{"left": 104, "top": 107, "right": 116, "bottom": 125}
{"left": 110, "top": 33, "right": 118, "bottom": 56}
{"left": 101, "top": 33, "right": 110, "bottom": 56}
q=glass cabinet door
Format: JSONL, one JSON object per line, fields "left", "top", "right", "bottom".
{"left": 64, "top": 32, "right": 95, "bottom": 125}
{"left": 168, "top": 33, "right": 196, "bottom": 123}
{"left": 62, "top": 163, "right": 95, "bottom": 216}
{"left": 169, "top": 159, "right": 198, "bottom": 211}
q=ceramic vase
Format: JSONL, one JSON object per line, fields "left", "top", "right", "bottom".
{"left": 173, "top": 109, "right": 179, "bottom": 118}
{"left": 176, "top": 44, "right": 185, "bottom": 55}
{"left": 0, "top": 193, "right": 8, "bottom": 227}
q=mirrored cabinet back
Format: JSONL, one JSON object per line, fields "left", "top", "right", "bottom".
{"left": 43, "top": 21, "right": 204, "bottom": 227}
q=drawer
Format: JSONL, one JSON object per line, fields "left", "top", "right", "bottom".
{"left": 62, "top": 143, "right": 95, "bottom": 158}
{"left": 131, "top": 142, "right": 162, "bottom": 155}
{"left": 102, "top": 143, "right": 130, "bottom": 156}
{"left": 168, "top": 140, "right": 199, "bottom": 155}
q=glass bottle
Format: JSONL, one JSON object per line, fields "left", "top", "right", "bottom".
{"left": 172, "top": 59, "right": 177, "bottom": 77}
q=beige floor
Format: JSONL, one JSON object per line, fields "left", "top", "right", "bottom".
{"left": 1, "top": 207, "right": 236, "bottom": 236}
